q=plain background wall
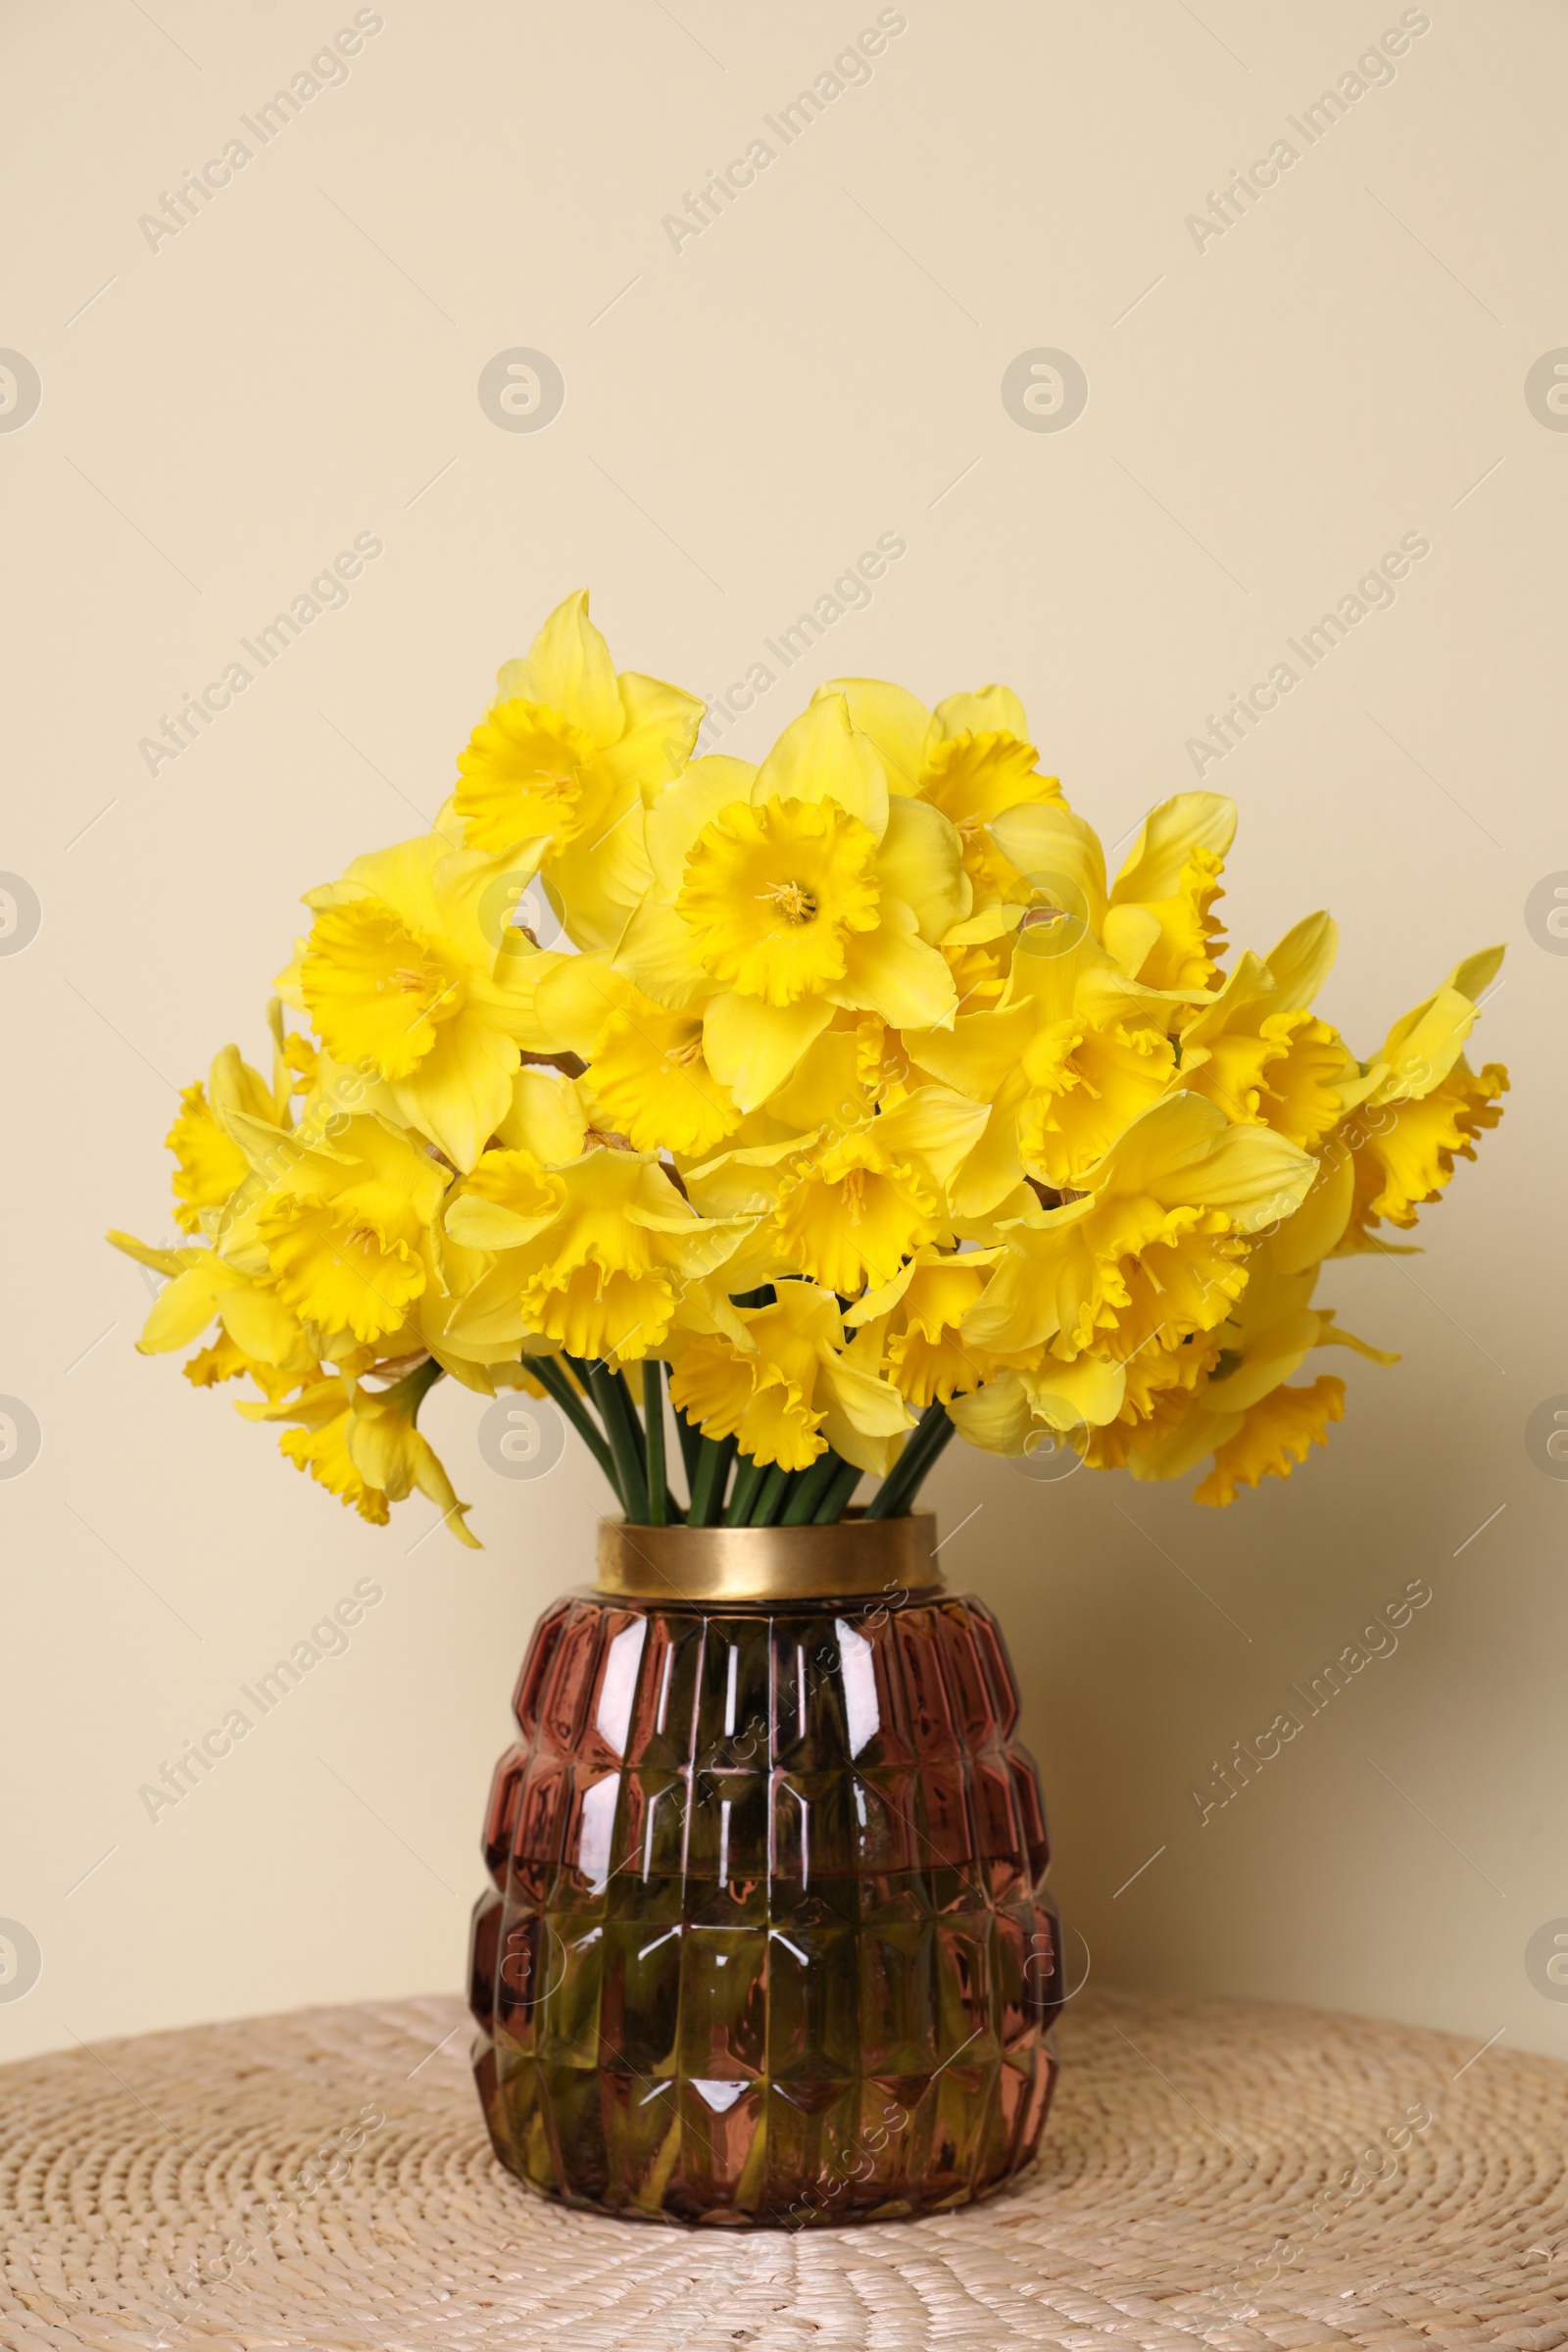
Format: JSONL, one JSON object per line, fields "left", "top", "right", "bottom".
{"left": 2, "top": 0, "right": 1564, "bottom": 2071}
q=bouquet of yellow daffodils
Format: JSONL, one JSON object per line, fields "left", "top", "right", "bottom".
{"left": 111, "top": 593, "right": 1507, "bottom": 1544}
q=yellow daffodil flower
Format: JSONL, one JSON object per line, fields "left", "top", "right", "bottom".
{"left": 811, "top": 675, "right": 1062, "bottom": 911}
{"left": 343, "top": 1362, "right": 479, "bottom": 1545}
{"left": 108, "top": 1231, "right": 314, "bottom": 1373}
{"left": 226, "top": 1114, "right": 448, "bottom": 1353}
{"left": 845, "top": 1245, "right": 1028, "bottom": 1406}
{"left": 992, "top": 790, "right": 1234, "bottom": 994}
{"left": 615, "top": 699, "right": 966, "bottom": 1109}
{"left": 1325, "top": 950, "right": 1508, "bottom": 1251}
{"left": 961, "top": 1092, "right": 1317, "bottom": 1367}
{"left": 906, "top": 927, "right": 1180, "bottom": 1215}
{"left": 239, "top": 1361, "right": 477, "bottom": 1544}
{"left": 1081, "top": 1248, "right": 1396, "bottom": 1491}
{"left": 443, "top": 1141, "right": 744, "bottom": 1366}
{"left": 166, "top": 1042, "right": 285, "bottom": 1233}
{"left": 1192, "top": 1377, "right": 1347, "bottom": 1506}
{"left": 240, "top": 1375, "right": 391, "bottom": 1524}
{"left": 683, "top": 1082, "right": 987, "bottom": 1296}
{"left": 115, "top": 597, "right": 1512, "bottom": 1530}
{"left": 290, "top": 829, "right": 554, "bottom": 1173}
{"left": 450, "top": 590, "right": 704, "bottom": 956}
{"left": 668, "top": 1281, "right": 910, "bottom": 1473}
{"left": 516, "top": 950, "right": 743, "bottom": 1157}
{"left": 1177, "top": 929, "right": 1361, "bottom": 1149}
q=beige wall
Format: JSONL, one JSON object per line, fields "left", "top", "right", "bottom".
{"left": 3, "top": 0, "right": 1563, "bottom": 2070}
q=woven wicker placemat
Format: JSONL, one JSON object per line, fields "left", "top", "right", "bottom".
{"left": 2, "top": 1987, "right": 1565, "bottom": 2351}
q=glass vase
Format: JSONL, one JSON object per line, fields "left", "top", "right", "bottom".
{"left": 467, "top": 1510, "right": 1062, "bottom": 2226}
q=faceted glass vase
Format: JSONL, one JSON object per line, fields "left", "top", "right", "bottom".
{"left": 468, "top": 1564, "right": 1062, "bottom": 2226}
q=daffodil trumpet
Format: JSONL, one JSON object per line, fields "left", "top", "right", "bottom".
{"left": 112, "top": 593, "right": 1507, "bottom": 1541}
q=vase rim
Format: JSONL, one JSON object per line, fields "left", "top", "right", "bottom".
{"left": 593, "top": 1506, "right": 942, "bottom": 1605}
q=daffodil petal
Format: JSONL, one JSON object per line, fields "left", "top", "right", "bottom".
{"left": 507, "top": 589, "right": 623, "bottom": 745}
{"left": 815, "top": 676, "right": 935, "bottom": 794}
{"left": 1131, "top": 1402, "right": 1247, "bottom": 1483}
{"left": 644, "top": 758, "right": 758, "bottom": 894}
{"left": 495, "top": 1067, "right": 590, "bottom": 1163}
{"left": 1102, "top": 904, "right": 1163, "bottom": 980}
{"left": 1266, "top": 911, "right": 1337, "bottom": 1009}
{"left": 947, "top": 1370, "right": 1036, "bottom": 1454}
{"left": 138, "top": 1258, "right": 240, "bottom": 1351}
{"left": 934, "top": 685, "right": 1031, "bottom": 742}
{"left": 876, "top": 796, "right": 970, "bottom": 942}
{"left": 873, "top": 1085, "right": 992, "bottom": 1188}
{"left": 596, "top": 671, "right": 706, "bottom": 796}
{"left": 753, "top": 695, "right": 889, "bottom": 838}
{"left": 613, "top": 896, "right": 721, "bottom": 1012}
{"left": 1021, "top": 1351, "right": 1127, "bottom": 1428}
{"left": 542, "top": 782, "right": 655, "bottom": 956}
{"left": 703, "top": 991, "right": 833, "bottom": 1113}
{"left": 390, "top": 1013, "right": 517, "bottom": 1174}
{"left": 989, "top": 802, "right": 1108, "bottom": 924}
{"left": 216, "top": 1281, "right": 305, "bottom": 1366}
{"left": 1271, "top": 1144, "right": 1354, "bottom": 1270}
{"left": 1112, "top": 793, "right": 1236, "bottom": 903}
{"left": 830, "top": 904, "right": 958, "bottom": 1030}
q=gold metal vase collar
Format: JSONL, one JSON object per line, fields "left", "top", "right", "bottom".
{"left": 594, "top": 1508, "right": 941, "bottom": 1604}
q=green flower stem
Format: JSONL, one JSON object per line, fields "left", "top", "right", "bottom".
{"left": 642, "top": 1361, "right": 669, "bottom": 1526}
{"left": 865, "top": 1406, "right": 945, "bottom": 1520}
{"left": 780, "top": 1451, "right": 842, "bottom": 1524}
{"left": 583, "top": 1362, "right": 650, "bottom": 1524}
{"left": 723, "top": 1454, "right": 767, "bottom": 1527}
{"left": 753, "top": 1463, "right": 791, "bottom": 1525}
{"left": 867, "top": 1402, "right": 955, "bottom": 1519}
{"left": 812, "top": 1457, "right": 863, "bottom": 1524}
{"left": 612, "top": 1368, "right": 649, "bottom": 1485}
{"left": 901, "top": 1407, "right": 956, "bottom": 1510}
{"left": 532, "top": 1357, "right": 622, "bottom": 1504}
{"left": 673, "top": 1403, "right": 704, "bottom": 1501}
{"left": 687, "top": 1434, "right": 736, "bottom": 1526}
{"left": 380, "top": 1356, "right": 445, "bottom": 1414}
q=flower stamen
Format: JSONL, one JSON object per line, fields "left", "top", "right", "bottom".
{"left": 758, "top": 878, "right": 818, "bottom": 924}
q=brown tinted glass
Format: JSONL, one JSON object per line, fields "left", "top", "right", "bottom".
{"left": 468, "top": 1588, "right": 1061, "bottom": 2225}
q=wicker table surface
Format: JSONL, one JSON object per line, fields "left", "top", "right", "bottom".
{"left": 3, "top": 1987, "right": 1565, "bottom": 2352}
